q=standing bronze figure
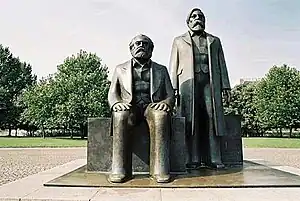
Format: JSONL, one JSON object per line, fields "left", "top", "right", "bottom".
{"left": 169, "top": 8, "right": 231, "bottom": 169}
{"left": 108, "top": 34, "right": 175, "bottom": 183}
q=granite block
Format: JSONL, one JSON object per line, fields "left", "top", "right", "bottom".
{"left": 87, "top": 117, "right": 186, "bottom": 173}
{"left": 221, "top": 115, "right": 243, "bottom": 166}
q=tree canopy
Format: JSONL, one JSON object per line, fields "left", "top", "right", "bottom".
{"left": 0, "top": 45, "right": 36, "bottom": 133}
{"left": 21, "top": 50, "right": 110, "bottom": 137}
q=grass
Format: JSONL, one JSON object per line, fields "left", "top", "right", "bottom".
{"left": 1, "top": 136, "right": 300, "bottom": 148}
{"left": 243, "top": 137, "right": 300, "bottom": 148}
{"left": 0, "top": 137, "right": 87, "bottom": 148}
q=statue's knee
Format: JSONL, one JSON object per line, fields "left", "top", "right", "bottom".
{"left": 148, "top": 108, "right": 169, "bottom": 120}
{"left": 112, "top": 110, "right": 130, "bottom": 121}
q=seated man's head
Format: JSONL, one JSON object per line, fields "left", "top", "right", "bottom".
{"left": 129, "top": 34, "right": 154, "bottom": 62}
{"left": 187, "top": 8, "right": 206, "bottom": 34}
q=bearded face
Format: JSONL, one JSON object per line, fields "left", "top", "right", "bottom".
{"left": 129, "top": 35, "right": 153, "bottom": 60}
{"left": 188, "top": 10, "right": 205, "bottom": 33}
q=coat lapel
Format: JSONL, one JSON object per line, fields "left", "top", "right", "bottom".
{"left": 181, "top": 32, "right": 192, "bottom": 46}
{"left": 122, "top": 60, "right": 132, "bottom": 95}
{"left": 151, "top": 62, "right": 162, "bottom": 97}
{"left": 206, "top": 33, "right": 215, "bottom": 48}
{"left": 182, "top": 31, "right": 215, "bottom": 47}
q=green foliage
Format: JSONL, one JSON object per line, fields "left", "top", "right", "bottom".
{"left": 225, "top": 81, "right": 265, "bottom": 136}
{"left": 0, "top": 45, "right": 36, "bottom": 130}
{"left": 21, "top": 50, "right": 110, "bottom": 132}
{"left": 256, "top": 65, "right": 300, "bottom": 130}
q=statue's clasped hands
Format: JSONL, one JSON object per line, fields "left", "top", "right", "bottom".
{"left": 112, "top": 102, "right": 170, "bottom": 112}
{"left": 149, "top": 102, "right": 170, "bottom": 112}
{"left": 112, "top": 102, "right": 132, "bottom": 112}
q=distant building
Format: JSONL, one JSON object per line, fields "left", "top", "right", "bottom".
{"left": 239, "top": 78, "right": 261, "bottom": 85}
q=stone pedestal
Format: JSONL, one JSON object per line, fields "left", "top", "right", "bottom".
{"left": 87, "top": 114, "right": 243, "bottom": 174}
{"left": 87, "top": 117, "right": 186, "bottom": 173}
{"left": 221, "top": 115, "right": 243, "bottom": 166}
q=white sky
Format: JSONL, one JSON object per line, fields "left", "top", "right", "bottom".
{"left": 1, "top": 0, "right": 300, "bottom": 86}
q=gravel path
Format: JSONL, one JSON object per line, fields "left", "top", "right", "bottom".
{"left": 0, "top": 147, "right": 300, "bottom": 186}
{"left": 0, "top": 148, "right": 86, "bottom": 186}
{"left": 244, "top": 148, "right": 300, "bottom": 169}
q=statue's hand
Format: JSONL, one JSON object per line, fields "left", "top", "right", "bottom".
{"left": 222, "top": 89, "right": 231, "bottom": 105}
{"left": 112, "top": 102, "right": 132, "bottom": 112}
{"left": 149, "top": 102, "right": 171, "bottom": 112}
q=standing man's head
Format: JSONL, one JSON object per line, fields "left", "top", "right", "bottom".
{"left": 187, "top": 8, "right": 206, "bottom": 34}
{"left": 129, "top": 34, "right": 154, "bottom": 62}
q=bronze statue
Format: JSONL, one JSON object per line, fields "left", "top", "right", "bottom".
{"left": 169, "top": 8, "right": 231, "bottom": 169}
{"left": 108, "top": 34, "right": 175, "bottom": 183}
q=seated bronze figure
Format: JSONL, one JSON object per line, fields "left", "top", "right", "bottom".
{"left": 107, "top": 34, "right": 175, "bottom": 183}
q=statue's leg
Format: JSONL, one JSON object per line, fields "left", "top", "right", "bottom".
{"left": 204, "top": 85, "right": 224, "bottom": 169}
{"left": 187, "top": 73, "right": 206, "bottom": 169}
{"left": 145, "top": 106, "right": 171, "bottom": 183}
{"left": 109, "top": 110, "right": 133, "bottom": 183}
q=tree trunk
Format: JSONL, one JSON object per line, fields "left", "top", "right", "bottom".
{"left": 279, "top": 127, "right": 283, "bottom": 138}
{"left": 8, "top": 127, "right": 11, "bottom": 137}
{"left": 80, "top": 123, "right": 87, "bottom": 139}
{"left": 289, "top": 126, "right": 293, "bottom": 138}
{"left": 41, "top": 126, "right": 45, "bottom": 139}
{"left": 15, "top": 128, "right": 18, "bottom": 137}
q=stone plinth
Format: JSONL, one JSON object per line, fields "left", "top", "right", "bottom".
{"left": 87, "top": 117, "right": 186, "bottom": 173}
{"left": 221, "top": 115, "right": 243, "bottom": 166}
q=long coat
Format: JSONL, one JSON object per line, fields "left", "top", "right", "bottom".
{"left": 108, "top": 60, "right": 175, "bottom": 109}
{"left": 168, "top": 32, "right": 230, "bottom": 136}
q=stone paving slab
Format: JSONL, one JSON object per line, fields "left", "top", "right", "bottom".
{"left": 160, "top": 188, "right": 300, "bottom": 201}
{"left": 92, "top": 188, "right": 162, "bottom": 201}
{"left": 21, "top": 187, "right": 98, "bottom": 201}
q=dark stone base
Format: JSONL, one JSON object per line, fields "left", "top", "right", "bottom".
{"left": 221, "top": 115, "right": 243, "bottom": 166}
{"left": 87, "top": 115, "right": 243, "bottom": 173}
{"left": 87, "top": 117, "right": 186, "bottom": 173}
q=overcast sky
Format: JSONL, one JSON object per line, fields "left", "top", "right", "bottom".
{"left": 1, "top": 0, "right": 300, "bottom": 86}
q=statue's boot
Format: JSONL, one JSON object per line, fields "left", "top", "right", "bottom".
{"left": 109, "top": 111, "right": 132, "bottom": 183}
{"left": 146, "top": 107, "right": 171, "bottom": 183}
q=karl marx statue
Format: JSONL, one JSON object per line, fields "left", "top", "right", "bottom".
{"left": 169, "top": 8, "right": 231, "bottom": 169}
{"left": 108, "top": 34, "right": 175, "bottom": 183}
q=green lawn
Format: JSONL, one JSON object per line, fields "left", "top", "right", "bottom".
{"left": 1, "top": 136, "right": 300, "bottom": 148}
{"left": 0, "top": 137, "right": 87, "bottom": 148}
{"left": 243, "top": 137, "right": 300, "bottom": 148}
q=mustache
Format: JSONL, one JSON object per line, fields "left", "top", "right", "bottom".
{"left": 134, "top": 47, "right": 146, "bottom": 53}
{"left": 192, "top": 20, "right": 204, "bottom": 27}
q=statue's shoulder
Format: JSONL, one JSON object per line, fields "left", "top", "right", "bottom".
{"left": 152, "top": 61, "right": 167, "bottom": 71}
{"left": 206, "top": 32, "right": 221, "bottom": 42}
{"left": 115, "top": 60, "right": 131, "bottom": 71}
{"left": 173, "top": 32, "right": 189, "bottom": 42}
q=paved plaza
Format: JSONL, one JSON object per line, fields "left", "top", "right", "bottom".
{"left": 1, "top": 147, "right": 300, "bottom": 200}
{"left": 1, "top": 147, "right": 300, "bottom": 186}
{"left": 0, "top": 148, "right": 86, "bottom": 186}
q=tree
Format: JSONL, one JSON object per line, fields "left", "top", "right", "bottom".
{"left": 0, "top": 45, "right": 36, "bottom": 135}
{"left": 225, "top": 81, "right": 265, "bottom": 137}
{"left": 22, "top": 50, "right": 110, "bottom": 138}
{"left": 256, "top": 64, "right": 300, "bottom": 137}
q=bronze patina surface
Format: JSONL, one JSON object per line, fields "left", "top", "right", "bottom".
{"left": 44, "top": 160, "right": 300, "bottom": 188}
{"left": 169, "top": 8, "right": 232, "bottom": 169}
{"left": 107, "top": 34, "right": 175, "bottom": 183}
